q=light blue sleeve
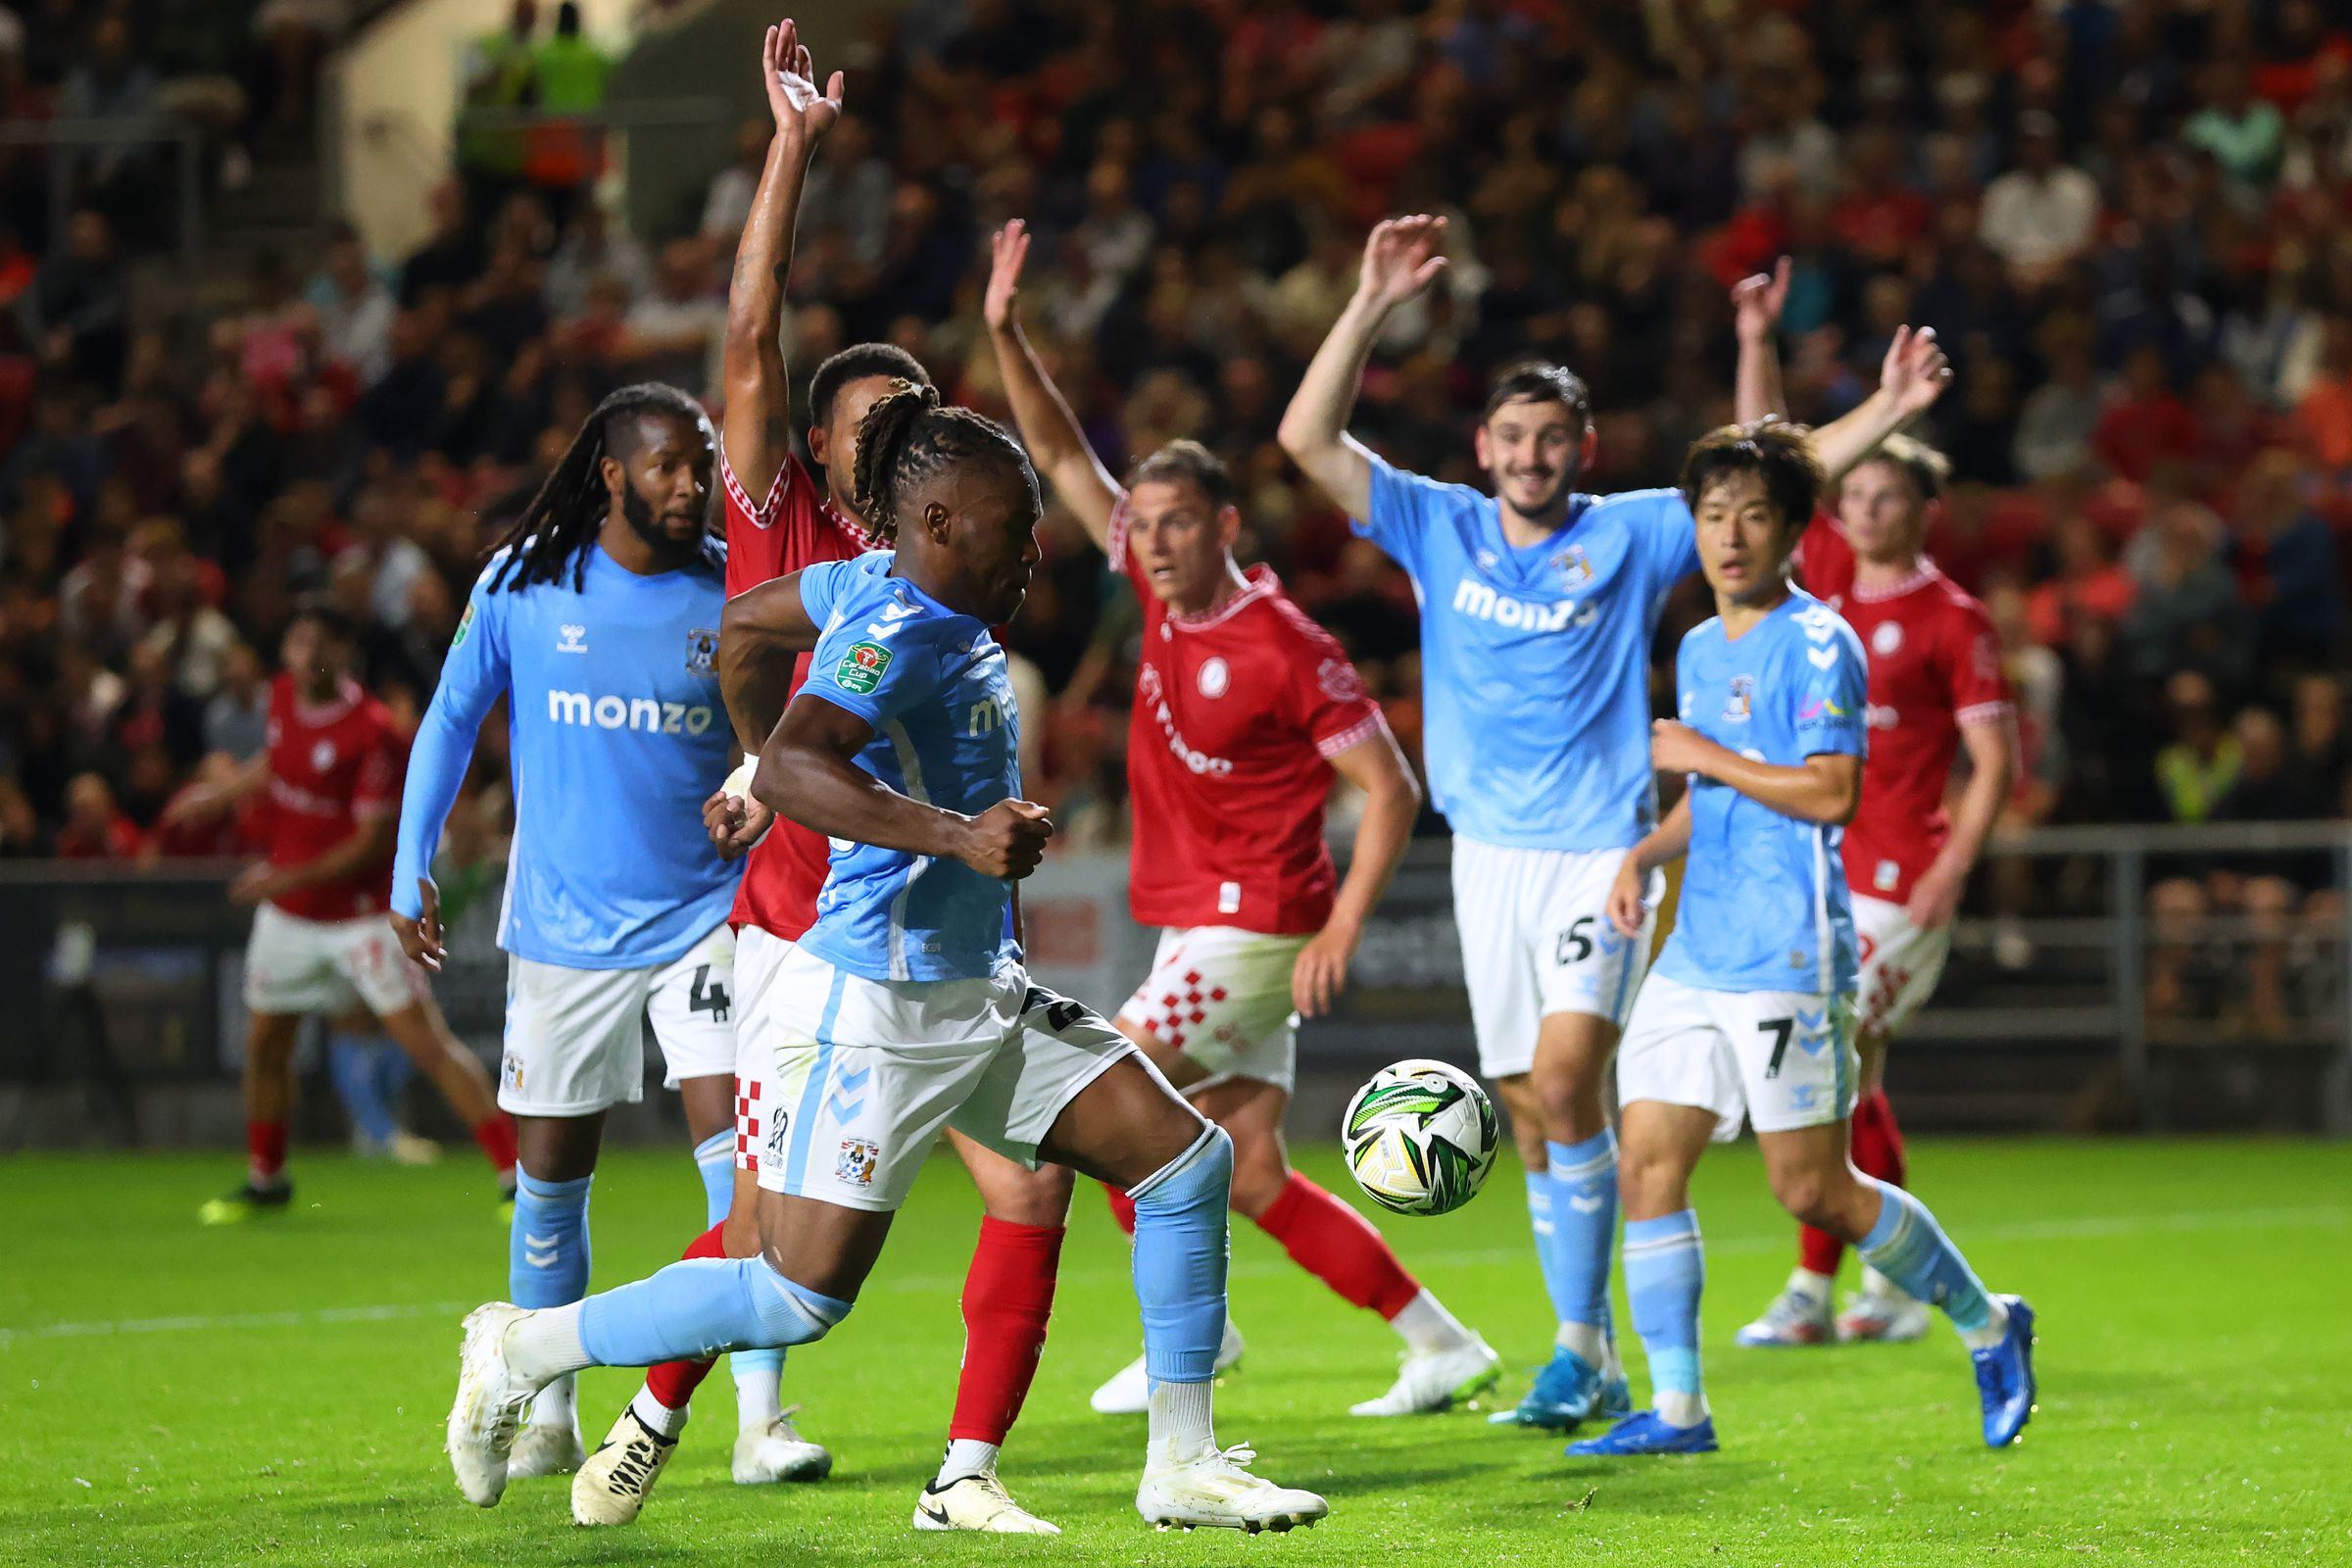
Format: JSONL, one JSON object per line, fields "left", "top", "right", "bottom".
{"left": 1628, "top": 488, "right": 1698, "bottom": 589}
{"left": 1794, "top": 619, "right": 1869, "bottom": 760}
{"left": 797, "top": 594, "right": 937, "bottom": 732}
{"left": 390, "top": 566, "right": 513, "bottom": 918}
{"left": 797, "top": 558, "right": 852, "bottom": 631}
{"left": 1351, "top": 451, "right": 1452, "bottom": 579}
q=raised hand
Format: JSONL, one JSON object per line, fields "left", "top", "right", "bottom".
{"left": 984, "top": 220, "right": 1031, "bottom": 335}
{"left": 1355, "top": 215, "right": 1448, "bottom": 314}
{"left": 1733, "top": 256, "right": 1790, "bottom": 343}
{"left": 763, "top": 18, "right": 844, "bottom": 145}
{"left": 1880, "top": 324, "right": 1953, "bottom": 422}
{"left": 957, "top": 799, "right": 1054, "bottom": 880}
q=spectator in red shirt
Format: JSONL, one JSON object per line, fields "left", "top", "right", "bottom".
{"left": 55, "top": 770, "right": 140, "bottom": 858}
{"left": 2093, "top": 347, "right": 2200, "bottom": 483}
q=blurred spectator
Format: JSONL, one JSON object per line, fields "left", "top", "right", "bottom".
{"left": 618, "top": 239, "right": 723, "bottom": 396}
{"left": 2154, "top": 670, "right": 2241, "bottom": 825}
{"left": 1977, "top": 113, "right": 2098, "bottom": 290}
{"left": 54, "top": 770, "right": 137, "bottom": 858}
{"left": 2296, "top": 315, "right": 2352, "bottom": 472}
{"left": 308, "top": 223, "right": 396, "bottom": 388}
{"left": 20, "top": 209, "right": 126, "bottom": 393}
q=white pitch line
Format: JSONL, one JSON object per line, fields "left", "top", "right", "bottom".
{"left": 5, "top": 1204, "right": 2341, "bottom": 1347}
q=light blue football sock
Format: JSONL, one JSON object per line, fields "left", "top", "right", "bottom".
{"left": 1545, "top": 1131, "right": 1618, "bottom": 1337}
{"left": 573, "top": 1258, "right": 851, "bottom": 1369}
{"left": 510, "top": 1170, "right": 593, "bottom": 1310}
{"left": 1625, "top": 1209, "right": 1705, "bottom": 1423}
{"left": 1855, "top": 1176, "right": 1994, "bottom": 1335}
{"left": 1130, "top": 1124, "right": 1233, "bottom": 1387}
{"left": 327, "top": 1031, "right": 400, "bottom": 1146}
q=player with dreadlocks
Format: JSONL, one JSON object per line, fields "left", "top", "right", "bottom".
{"left": 390, "top": 376, "right": 760, "bottom": 1486}
{"left": 447, "top": 377, "right": 1333, "bottom": 1537}
{"left": 562, "top": 22, "right": 1078, "bottom": 1535}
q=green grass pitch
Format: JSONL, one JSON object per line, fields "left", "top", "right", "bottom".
{"left": 4, "top": 1138, "right": 2347, "bottom": 1565}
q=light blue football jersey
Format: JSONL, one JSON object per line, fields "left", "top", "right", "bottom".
{"left": 792, "top": 559, "right": 1021, "bottom": 983}
{"left": 1355, "top": 454, "right": 1698, "bottom": 852}
{"left": 390, "top": 542, "right": 739, "bottom": 970}
{"left": 1652, "top": 589, "right": 1869, "bottom": 996}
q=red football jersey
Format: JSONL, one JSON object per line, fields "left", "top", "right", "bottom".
{"left": 721, "top": 450, "right": 879, "bottom": 941}
{"left": 254, "top": 673, "right": 403, "bottom": 920}
{"left": 1800, "top": 515, "right": 2012, "bottom": 904}
{"left": 1111, "top": 497, "right": 1388, "bottom": 935}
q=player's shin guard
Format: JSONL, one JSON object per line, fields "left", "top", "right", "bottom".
{"left": 1624, "top": 1211, "right": 1706, "bottom": 1426}
{"left": 1129, "top": 1124, "right": 1232, "bottom": 1460}
{"left": 1544, "top": 1133, "right": 1618, "bottom": 1352}
{"left": 553, "top": 1259, "right": 850, "bottom": 1376}
{"left": 950, "top": 1216, "right": 1064, "bottom": 1445}
{"left": 1853, "top": 1178, "right": 1998, "bottom": 1342}
{"left": 1253, "top": 1172, "right": 1419, "bottom": 1318}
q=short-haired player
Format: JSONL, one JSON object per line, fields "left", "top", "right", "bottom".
{"left": 1572, "top": 423, "right": 2035, "bottom": 1458}
{"left": 1279, "top": 220, "right": 1952, "bottom": 1430}
{"left": 1735, "top": 433, "right": 2020, "bottom": 1349}
{"left": 187, "top": 599, "right": 517, "bottom": 1227}
{"left": 983, "top": 220, "right": 1499, "bottom": 1418}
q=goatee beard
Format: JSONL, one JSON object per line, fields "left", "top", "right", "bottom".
{"left": 620, "top": 484, "right": 674, "bottom": 550}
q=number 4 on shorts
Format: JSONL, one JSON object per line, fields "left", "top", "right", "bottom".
{"left": 690, "top": 963, "right": 732, "bottom": 1023}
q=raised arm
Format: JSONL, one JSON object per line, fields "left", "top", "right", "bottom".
{"left": 1811, "top": 326, "right": 1951, "bottom": 480}
{"left": 1732, "top": 257, "right": 1790, "bottom": 425}
{"left": 720, "top": 19, "right": 844, "bottom": 501}
{"left": 754, "top": 693, "right": 1053, "bottom": 879}
{"left": 1277, "top": 215, "right": 1448, "bottom": 520}
{"left": 983, "top": 220, "right": 1120, "bottom": 548}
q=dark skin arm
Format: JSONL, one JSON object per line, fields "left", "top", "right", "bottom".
{"left": 708, "top": 568, "right": 822, "bottom": 856}
{"left": 754, "top": 691, "right": 1054, "bottom": 879}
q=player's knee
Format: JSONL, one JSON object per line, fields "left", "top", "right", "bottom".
{"left": 1529, "top": 1060, "right": 1606, "bottom": 1141}
{"left": 1766, "top": 1164, "right": 1848, "bottom": 1234}
{"left": 985, "top": 1161, "right": 1075, "bottom": 1228}
{"left": 1616, "top": 1143, "right": 1685, "bottom": 1216}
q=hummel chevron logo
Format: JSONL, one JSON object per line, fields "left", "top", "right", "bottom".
{"left": 1797, "top": 607, "right": 1839, "bottom": 643}
{"left": 880, "top": 601, "right": 922, "bottom": 621}
{"left": 1808, "top": 646, "right": 1839, "bottom": 669}
{"left": 1568, "top": 1194, "right": 1606, "bottom": 1214}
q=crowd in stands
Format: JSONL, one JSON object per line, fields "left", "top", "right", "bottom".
{"left": 4, "top": 0, "right": 2352, "bottom": 1003}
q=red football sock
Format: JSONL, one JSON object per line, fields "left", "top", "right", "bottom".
{"left": 1254, "top": 1172, "right": 1421, "bottom": 1320}
{"left": 471, "top": 1113, "right": 518, "bottom": 1176}
{"left": 247, "top": 1119, "right": 289, "bottom": 1185}
{"left": 644, "top": 1221, "right": 730, "bottom": 1410}
{"left": 1801, "top": 1090, "right": 1910, "bottom": 1278}
{"left": 948, "top": 1216, "right": 1064, "bottom": 1444}
{"left": 1103, "top": 1182, "right": 1137, "bottom": 1236}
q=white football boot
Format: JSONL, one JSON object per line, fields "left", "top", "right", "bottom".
{"left": 506, "top": 1417, "right": 586, "bottom": 1479}
{"left": 732, "top": 1407, "right": 833, "bottom": 1484}
{"left": 445, "top": 1303, "right": 543, "bottom": 1506}
{"left": 1348, "top": 1335, "right": 1502, "bottom": 1416}
{"left": 1136, "top": 1444, "right": 1328, "bottom": 1533}
{"left": 570, "top": 1404, "right": 680, "bottom": 1527}
{"left": 913, "top": 1467, "right": 1061, "bottom": 1534}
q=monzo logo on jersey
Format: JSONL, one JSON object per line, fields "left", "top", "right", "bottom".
{"left": 1451, "top": 578, "right": 1598, "bottom": 631}
{"left": 547, "top": 690, "right": 715, "bottom": 734}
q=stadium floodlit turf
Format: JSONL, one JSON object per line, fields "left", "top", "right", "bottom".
{"left": 4, "top": 1139, "right": 2346, "bottom": 1565}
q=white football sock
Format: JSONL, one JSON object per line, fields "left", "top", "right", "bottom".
{"left": 1389, "top": 1289, "right": 1475, "bottom": 1354}
{"left": 936, "top": 1439, "right": 1000, "bottom": 1486}
{"left": 528, "top": 1372, "right": 575, "bottom": 1430}
{"left": 1789, "top": 1267, "right": 1835, "bottom": 1302}
{"left": 505, "top": 1302, "right": 590, "bottom": 1382}
{"left": 734, "top": 1361, "right": 781, "bottom": 1430}
{"left": 1147, "top": 1379, "right": 1215, "bottom": 1466}
{"left": 629, "top": 1384, "right": 689, "bottom": 1440}
{"left": 1554, "top": 1320, "right": 1608, "bottom": 1365}
{"left": 1957, "top": 1296, "right": 2011, "bottom": 1352}
{"left": 1655, "top": 1390, "right": 1709, "bottom": 1429}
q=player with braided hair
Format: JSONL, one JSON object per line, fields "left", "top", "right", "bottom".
{"left": 390, "top": 369, "right": 752, "bottom": 1485}
{"left": 448, "top": 373, "right": 1333, "bottom": 1538}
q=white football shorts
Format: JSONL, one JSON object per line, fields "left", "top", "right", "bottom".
{"left": 745, "top": 944, "right": 1135, "bottom": 1211}
{"left": 1114, "top": 925, "right": 1310, "bottom": 1095}
{"left": 243, "top": 902, "right": 425, "bottom": 1018}
{"left": 1616, "top": 971, "right": 1858, "bottom": 1140}
{"left": 1451, "top": 837, "right": 1659, "bottom": 1078}
{"left": 496, "top": 923, "right": 738, "bottom": 1117}
{"left": 1851, "top": 894, "right": 1953, "bottom": 1041}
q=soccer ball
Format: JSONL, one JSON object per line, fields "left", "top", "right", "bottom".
{"left": 1341, "top": 1058, "right": 1499, "bottom": 1216}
